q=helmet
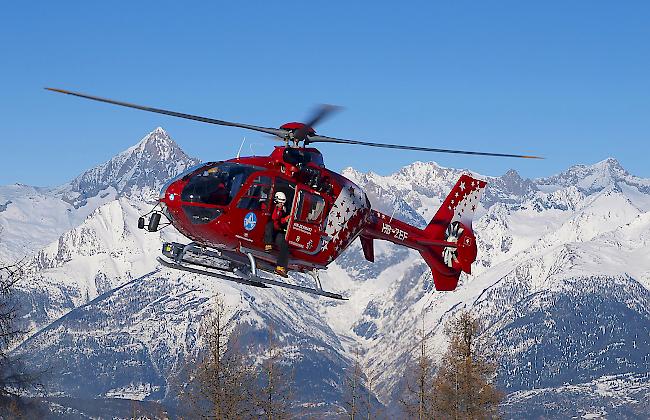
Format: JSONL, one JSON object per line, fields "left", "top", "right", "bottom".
{"left": 274, "top": 191, "right": 287, "bottom": 204}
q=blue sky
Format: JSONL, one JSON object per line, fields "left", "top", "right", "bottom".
{"left": 1, "top": 1, "right": 649, "bottom": 186}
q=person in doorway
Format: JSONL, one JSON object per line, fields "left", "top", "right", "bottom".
{"left": 264, "top": 191, "right": 291, "bottom": 277}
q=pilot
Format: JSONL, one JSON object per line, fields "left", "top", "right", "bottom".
{"left": 206, "top": 168, "right": 229, "bottom": 205}
{"left": 264, "top": 191, "right": 290, "bottom": 277}
{"left": 209, "top": 180, "right": 228, "bottom": 205}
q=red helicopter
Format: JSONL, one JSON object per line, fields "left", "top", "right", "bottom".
{"left": 46, "top": 88, "right": 540, "bottom": 300}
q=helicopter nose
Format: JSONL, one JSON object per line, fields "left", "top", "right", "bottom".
{"left": 160, "top": 178, "right": 174, "bottom": 201}
{"left": 159, "top": 179, "right": 182, "bottom": 212}
{"left": 157, "top": 176, "right": 186, "bottom": 229}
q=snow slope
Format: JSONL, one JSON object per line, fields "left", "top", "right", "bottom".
{"left": 4, "top": 130, "right": 649, "bottom": 418}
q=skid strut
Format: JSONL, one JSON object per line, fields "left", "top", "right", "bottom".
{"left": 160, "top": 242, "right": 346, "bottom": 300}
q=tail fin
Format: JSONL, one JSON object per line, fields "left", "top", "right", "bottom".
{"left": 419, "top": 175, "right": 487, "bottom": 291}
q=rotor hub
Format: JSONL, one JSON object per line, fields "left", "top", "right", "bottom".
{"left": 280, "top": 122, "right": 316, "bottom": 147}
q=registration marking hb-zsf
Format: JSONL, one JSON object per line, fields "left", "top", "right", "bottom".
{"left": 381, "top": 222, "right": 408, "bottom": 241}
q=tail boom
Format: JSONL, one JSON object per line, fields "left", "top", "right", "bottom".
{"left": 361, "top": 174, "right": 486, "bottom": 291}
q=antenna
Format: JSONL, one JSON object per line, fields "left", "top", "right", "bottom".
{"left": 249, "top": 142, "right": 262, "bottom": 156}
{"left": 236, "top": 137, "right": 246, "bottom": 159}
{"left": 389, "top": 202, "right": 398, "bottom": 223}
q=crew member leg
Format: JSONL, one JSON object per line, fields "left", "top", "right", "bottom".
{"left": 274, "top": 232, "right": 289, "bottom": 277}
{"left": 264, "top": 221, "right": 274, "bottom": 251}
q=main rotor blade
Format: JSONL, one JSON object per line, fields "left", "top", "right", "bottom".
{"left": 45, "top": 88, "right": 288, "bottom": 138}
{"left": 294, "top": 104, "right": 341, "bottom": 141}
{"left": 306, "top": 135, "right": 543, "bottom": 159}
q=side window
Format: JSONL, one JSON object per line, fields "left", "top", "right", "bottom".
{"left": 295, "top": 191, "right": 326, "bottom": 224}
{"left": 237, "top": 175, "right": 272, "bottom": 210}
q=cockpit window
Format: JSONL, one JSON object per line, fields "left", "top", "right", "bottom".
{"left": 181, "top": 162, "right": 259, "bottom": 206}
{"left": 159, "top": 163, "right": 205, "bottom": 199}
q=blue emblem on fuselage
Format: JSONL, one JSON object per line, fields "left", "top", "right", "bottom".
{"left": 243, "top": 212, "right": 257, "bottom": 231}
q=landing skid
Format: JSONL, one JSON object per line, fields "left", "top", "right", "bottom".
{"left": 158, "top": 257, "right": 269, "bottom": 288}
{"left": 158, "top": 243, "right": 346, "bottom": 300}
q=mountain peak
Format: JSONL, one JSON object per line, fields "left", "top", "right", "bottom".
{"left": 397, "top": 160, "right": 444, "bottom": 175}
{"left": 592, "top": 157, "right": 625, "bottom": 173}
{"left": 535, "top": 157, "right": 637, "bottom": 195}
{"left": 503, "top": 168, "right": 522, "bottom": 179}
{"left": 138, "top": 127, "right": 169, "bottom": 145}
{"left": 562, "top": 157, "right": 627, "bottom": 179}
{"left": 58, "top": 128, "right": 200, "bottom": 206}
{"left": 480, "top": 168, "right": 537, "bottom": 207}
{"left": 127, "top": 127, "right": 182, "bottom": 161}
{"left": 394, "top": 160, "right": 457, "bottom": 182}
{"left": 135, "top": 126, "right": 167, "bottom": 140}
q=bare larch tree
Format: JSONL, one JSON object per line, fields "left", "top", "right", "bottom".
{"left": 181, "top": 293, "right": 253, "bottom": 419}
{"left": 253, "top": 323, "right": 293, "bottom": 420}
{"left": 400, "top": 319, "right": 435, "bottom": 420}
{"left": 431, "top": 310, "right": 503, "bottom": 419}
{"left": 0, "top": 260, "right": 42, "bottom": 414}
{"left": 342, "top": 347, "right": 363, "bottom": 419}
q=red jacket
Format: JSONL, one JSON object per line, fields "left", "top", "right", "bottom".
{"left": 272, "top": 204, "right": 290, "bottom": 231}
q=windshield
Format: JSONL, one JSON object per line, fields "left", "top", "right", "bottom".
{"left": 181, "top": 162, "right": 259, "bottom": 206}
{"left": 159, "top": 163, "right": 205, "bottom": 199}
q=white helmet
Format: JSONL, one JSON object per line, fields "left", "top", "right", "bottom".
{"left": 274, "top": 191, "right": 287, "bottom": 204}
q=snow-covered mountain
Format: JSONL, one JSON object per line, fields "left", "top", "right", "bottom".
{"left": 5, "top": 130, "right": 650, "bottom": 418}
{"left": 0, "top": 128, "right": 198, "bottom": 262}
{"left": 341, "top": 158, "right": 650, "bottom": 418}
{"left": 56, "top": 126, "right": 200, "bottom": 206}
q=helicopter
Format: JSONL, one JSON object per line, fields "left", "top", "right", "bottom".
{"left": 46, "top": 88, "right": 541, "bottom": 300}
